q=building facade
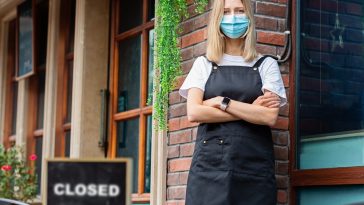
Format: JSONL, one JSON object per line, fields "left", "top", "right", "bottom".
{"left": 0, "top": 0, "right": 363, "bottom": 205}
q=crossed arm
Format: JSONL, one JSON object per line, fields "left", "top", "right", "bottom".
{"left": 186, "top": 87, "right": 281, "bottom": 127}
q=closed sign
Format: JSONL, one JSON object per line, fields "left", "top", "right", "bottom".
{"left": 44, "top": 159, "right": 132, "bottom": 205}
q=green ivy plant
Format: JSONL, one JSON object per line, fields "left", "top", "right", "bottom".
{"left": 149, "top": 0, "right": 208, "bottom": 131}
{"left": 0, "top": 144, "right": 38, "bottom": 203}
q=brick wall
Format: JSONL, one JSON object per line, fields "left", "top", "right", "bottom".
{"left": 167, "top": 0, "right": 291, "bottom": 204}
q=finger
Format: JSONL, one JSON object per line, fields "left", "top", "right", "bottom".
{"left": 263, "top": 100, "right": 281, "bottom": 107}
{"left": 268, "top": 102, "right": 280, "bottom": 108}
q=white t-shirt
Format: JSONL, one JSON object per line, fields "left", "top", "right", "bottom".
{"left": 178, "top": 53, "right": 287, "bottom": 107}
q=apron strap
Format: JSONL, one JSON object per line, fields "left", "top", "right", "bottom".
{"left": 252, "top": 55, "right": 270, "bottom": 69}
{"left": 204, "top": 55, "right": 219, "bottom": 69}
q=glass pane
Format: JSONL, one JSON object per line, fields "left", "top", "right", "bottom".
{"left": 67, "top": 0, "right": 76, "bottom": 53}
{"left": 36, "top": 71, "right": 46, "bottom": 129}
{"left": 298, "top": 185, "right": 364, "bottom": 205}
{"left": 11, "top": 82, "right": 18, "bottom": 135}
{"left": 35, "top": 137, "right": 43, "bottom": 194}
{"left": 144, "top": 115, "right": 152, "bottom": 193}
{"left": 147, "top": 29, "right": 154, "bottom": 105}
{"left": 118, "top": 35, "right": 141, "bottom": 112}
{"left": 297, "top": 0, "right": 364, "bottom": 169}
{"left": 35, "top": 0, "right": 49, "bottom": 68}
{"left": 119, "top": 0, "right": 143, "bottom": 33}
{"left": 148, "top": 0, "right": 155, "bottom": 21}
{"left": 65, "top": 131, "right": 71, "bottom": 157}
{"left": 116, "top": 118, "right": 139, "bottom": 193}
{"left": 65, "top": 61, "right": 73, "bottom": 123}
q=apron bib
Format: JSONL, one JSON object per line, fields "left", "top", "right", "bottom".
{"left": 185, "top": 56, "right": 277, "bottom": 205}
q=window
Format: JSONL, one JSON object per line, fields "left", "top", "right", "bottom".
{"left": 55, "top": 0, "right": 76, "bottom": 158}
{"left": 25, "top": 0, "right": 49, "bottom": 195}
{"left": 110, "top": 0, "right": 155, "bottom": 203}
{"left": 3, "top": 19, "right": 18, "bottom": 148}
{"left": 294, "top": 0, "right": 364, "bottom": 204}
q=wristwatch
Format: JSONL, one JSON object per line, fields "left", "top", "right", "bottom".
{"left": 220, "top": 97, "right": 231, "bottom": 111}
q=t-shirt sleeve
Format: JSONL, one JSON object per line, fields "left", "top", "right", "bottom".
{"left": 179, "top": 56, "right": 209, "bottom": 99}
{"left": 260, "top": 58, "right": 287, "bottom": 107}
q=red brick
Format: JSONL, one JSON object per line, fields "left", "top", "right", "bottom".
{"left": 169, "top": 91, "right": 182, "bottom": 105}
{"left": 168, "top": 118, "right": 180, "bottom": 132}
{"left": 175, "top": 75, "right": 186, "bottom": 90}
{"left": 282, "top": 74, "right": 289, "bottom": 87}
{"left": 276, "top": 161, "right": 289, "bottom": 175}
{"left": 180, "top": 19, "right": 195, "bottom": 36}
{"left": 272, "top": 130, "right": 289, "bottom": 146}
{"left": 181, "top": 58, "right": 194, "bottom": 74}
{"left": 257, "top": 31, "right": 285, "bottom": 46}
{"left": 193, "top": 41, "right": 207, "bottom": 57}
{"left": 279, "top": 63, "right": 289, "bottom": 73}
{"left": 179, "top": 171, "right": 189, "bottom": 185}
{"left": 181, "top": 29, "right": 207, "bottom": 48}
{"left": 169, "top": 158, "right": 192, "bottom": 172}
{"left": 181, "top": 46, "right": 193, "bottom": 61}
{"left": 169, "top": 129, "right": 192, "bottom": 145}
{"left": 279, "top": 103, "right": 289, "bottom": 117}
{"left": 276, "top": 175, "right": 288, "bottom": 188}
{"left": 256, "top": 44, "right": 276, "bottom": 55}
{"left": 277, "top": 189, "right": 288, "bottom": 203}
{"left": 167, "top": 173, "right": 180, "bottom": 186}
{"left": 278, "top": 19, "right": 286, "bottom": 32}
{"left": 194, "top": 12, "right": 209, "bottom": 29}
{"left": 255, "top": 16, "right": 277, "bottom": 31}
{"left": 168, "top": 145, "right": 180, "bottom": 159}
{"left": 180, "top": 143, "right": 195, "bottom": 157}
{"left": 180, "top": 116, "right": 199, "bottom": 130}
{"left": 272, "top": 117, "right": 289, "bottom": 130}
{"left": 256, "top": 2, "right": 286, "bottom": 18}
{"left": 167, "top": 186, "right": 186, "bottom": 200}
{"left": 169, "top": 103, "right": 187, "bottom": 118}
{"left": 274, "top": 146, "right": 288, "bottom": 160}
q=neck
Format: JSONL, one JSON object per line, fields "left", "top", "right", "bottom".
{"left": 224, "top": 37, "right": 245, "bottom": 56}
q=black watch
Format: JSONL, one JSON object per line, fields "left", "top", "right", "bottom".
{"left": 220, "top": 97, "right": 231, "bottom": 111}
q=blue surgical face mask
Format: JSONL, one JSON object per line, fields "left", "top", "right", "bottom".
{"left": 220, "top": 14, "right": 250, "bottom": 39}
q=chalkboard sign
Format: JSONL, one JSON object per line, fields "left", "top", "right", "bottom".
{"left": 44, "top": 158, "right": 132, "bottom": 205}
{"left": 16, "top": 0, "right": 35, "bottom": 80}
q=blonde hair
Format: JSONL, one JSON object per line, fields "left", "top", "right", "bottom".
{"left": 206, "top": 0, "right": 258, "bottom": 63}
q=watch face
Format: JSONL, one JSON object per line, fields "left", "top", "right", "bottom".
{"left": 222, "top": 97, "right": 230, "bottom": 104}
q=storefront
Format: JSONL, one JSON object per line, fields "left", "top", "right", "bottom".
{"left": 0, "top": 0, "right": 363, "bottom": 204}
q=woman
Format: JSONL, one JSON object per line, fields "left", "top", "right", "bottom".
{"left": 178, "top": 0, "right": 287, "bottom": 204}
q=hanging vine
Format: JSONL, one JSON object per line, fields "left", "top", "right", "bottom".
{"left": 150, "top": 0, "right": 208, "bottom": 131}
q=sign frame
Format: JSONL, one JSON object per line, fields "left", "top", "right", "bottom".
{"left": 43, "top": 158, "right": 132, "bottom": 205}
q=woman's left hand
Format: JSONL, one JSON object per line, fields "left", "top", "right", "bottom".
{"left": 203, "top": 96, "right": 223, "bottom": 108}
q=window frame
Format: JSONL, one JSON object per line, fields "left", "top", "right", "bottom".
{"left": 109, "top": 0, "right": 155, "bottom": 203}
{"left": 23, "top": 0, "right": 49, "bottom": 196}
{"left": 3, "top": 19, "right": 17, "bottom": 148}
{"left": 55, "top": 0, "right": 75, "bottom": 158}
{"left": 290, "top": 0, "right": 364, "bottom": 204}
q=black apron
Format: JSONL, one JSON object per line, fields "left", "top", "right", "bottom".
{"left": 185, "top": 56, "right": 277, "bottom": 205}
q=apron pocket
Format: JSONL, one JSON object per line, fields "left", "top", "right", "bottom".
{"left": 195, "top": 135, "right": 230, "bottom": 171}
{"left": 229, "top": 135, "right": 274, "bottom": 177}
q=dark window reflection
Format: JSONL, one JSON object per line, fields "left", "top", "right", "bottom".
{"left": 298, "top": 0, "right": 364, "bottom": 137}
{"left": 118, "top": 35, "right": 141, "bottom": 112}
{"left": 119, "top": 0, "right": 143, "bottom": 33}
{"left": 116, "top": 118, "right": 139, "bottom": 193}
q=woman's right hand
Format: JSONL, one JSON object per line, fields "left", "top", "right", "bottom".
{"left": 253, "top": 91, "right": 281, "bottom": 108}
